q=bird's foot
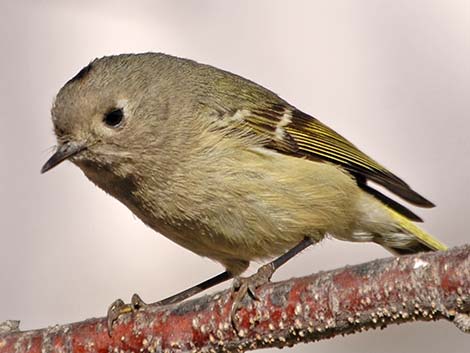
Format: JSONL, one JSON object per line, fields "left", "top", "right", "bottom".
{"left": 230, "top": 263, "right": 275, "bottom": 330}
{"left": 107, "top": 293, "right": 147, "bottom": 335}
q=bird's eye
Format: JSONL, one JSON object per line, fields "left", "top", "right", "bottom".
{"left": 103, "top": 108, "right": 124, "bottom": 127}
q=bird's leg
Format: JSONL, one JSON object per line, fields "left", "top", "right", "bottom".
{"left": 107, "top": 238, "right": 314, "bottom": 334}
{"left": 231, "top": 237, "right": 314, "bottom": 328}
{"left": 107, "top": 270, "right": 233, "bottom": 334}
{"left": 159, "top": 270, "right": 234, "bottom": 305}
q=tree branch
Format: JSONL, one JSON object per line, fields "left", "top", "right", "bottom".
{"left": 1, "top": 246, "right": 469, "bottom": 353}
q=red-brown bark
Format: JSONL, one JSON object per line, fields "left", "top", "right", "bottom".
{"left": 1, "top": 245, "right": 469, "bottom": 353}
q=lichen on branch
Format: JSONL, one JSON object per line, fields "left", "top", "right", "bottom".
{"left": 1, "top": 245, "right": 469, "bottom": 353}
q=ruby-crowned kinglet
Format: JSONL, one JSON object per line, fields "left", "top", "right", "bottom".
{"left": 41, "top": 53, "right": 446, "bottom": 326}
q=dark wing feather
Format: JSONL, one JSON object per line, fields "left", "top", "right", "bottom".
{"left": 234, "top": 104, "right": 434, "bottom": 220}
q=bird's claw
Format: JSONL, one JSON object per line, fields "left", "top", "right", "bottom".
{"left": 106, "top": 294, "right": 148, "bottom": 335}
{"left": 131, "top": 293, "right": 147, "bottom": 310}
{"left": 230, "top": 263, "right": 275, "bottom": 330}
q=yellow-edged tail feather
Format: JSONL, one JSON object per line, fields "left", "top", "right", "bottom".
{"left": 387, "top": 207, "right": 447, "bottom": 254}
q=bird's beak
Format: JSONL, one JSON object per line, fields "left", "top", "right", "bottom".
{"left": 41, "top": 142, "right": 86, "bottom": 173}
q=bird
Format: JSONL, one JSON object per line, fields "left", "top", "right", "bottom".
{"left": 41, "top": 52, "right": 447, "bottom": 330}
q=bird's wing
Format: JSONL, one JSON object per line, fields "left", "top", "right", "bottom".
{"left": 219, "top": 103, "right": 433, "bottom": 220}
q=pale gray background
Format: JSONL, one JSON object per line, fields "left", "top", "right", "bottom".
{"left": 0, "top": 1, "right": 469, "bottom": 352}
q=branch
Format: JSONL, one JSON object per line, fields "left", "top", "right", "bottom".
{"left": 1, "top": 246, "right": 469, "bottom": 353}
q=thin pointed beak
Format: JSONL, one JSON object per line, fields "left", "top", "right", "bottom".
{"left": 41, "top": 142, "right": 86, "bottom": 173}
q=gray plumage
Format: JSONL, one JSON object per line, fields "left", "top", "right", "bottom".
{"left": 44, "top": 53, "right": 446, "bottom": 276}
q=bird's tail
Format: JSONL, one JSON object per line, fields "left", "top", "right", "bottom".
{"left": 380, "top": 207, "right": 447, "bottom": 255}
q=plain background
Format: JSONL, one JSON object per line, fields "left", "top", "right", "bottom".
{"left": 1, "top": 1, "right": 469, "bottom": 352}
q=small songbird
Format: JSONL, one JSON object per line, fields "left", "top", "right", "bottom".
{"left": 41, "top": 53, "right": 446, "bottom": 329}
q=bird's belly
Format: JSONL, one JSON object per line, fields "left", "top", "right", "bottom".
{"left": 137, "top": 155, "right": 361, "bottom": 271}
{"left": 81, "top": 147, "right": 361, "bottom": 274}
